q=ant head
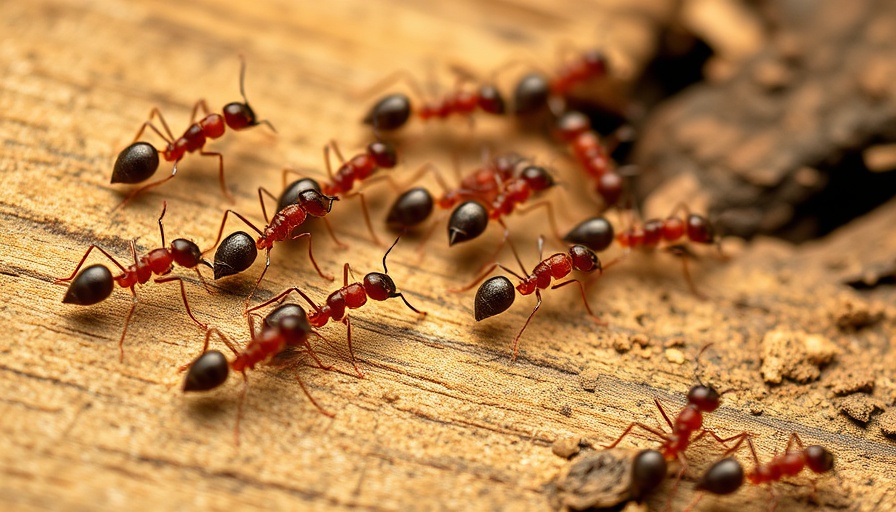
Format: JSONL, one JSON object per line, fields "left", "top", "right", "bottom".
{"left": 447, "top": 201, "right": 489, "bottom": 246}
{"left": 477, "top": 84, "right": 506, "bottom": 115}
{"left": 631, "top": 449, "right": 667, "bottom": 500}
{"left": 687, "top": 214, "right": 716, "bottom": 244}
{"left": 512, "top": 72, "right": 550, "bottom": 115}
{"left": 62, "top": 264, "right": 114, "bottom": 306}
{"left": 563, "top": 216, "right": 614, "bottom": 252}
{"left": 555, "top": 111, "right": 591, "bottom": 142}
{"left": 277, "top": 177, "right": 321, "bottom": 214}
{"left": 474, "top": 276, "right": 516, "bottom": 321}
{"left": 223, "top": 101, "right": 258, "bottom": 130}
{"left": 183, "top": 350, "right": 230, "bottom": 392}
{"left": 367, "top": 140, "right": 398, "bottom": 169}
{"left": 519, "top": 165, "right": 554, "bottom": 192}
{"left": 805, "top": 445, "right": 835, "bottom": 474}
{"left": 386, "top": 187, "right": 434, "bottom": 229}
{"left": 111, "top": 142, "right": 160, "bottom": 184}
{"left": 298, "top": 189, "right": 337, "bottom": 217}
{"left": 170, "top": 238, "right": 203, "bottom": 268}
{"left": 363, "top": 93, "right": 411, "bottom": 131}
{"left": 569, "top": 245, "right": 601, "bottom": 273}
{"left": 695, "top": 458, "right": 744, "bottom": 496}
{"left": 213, "top": 231, "right": 258, "bottom": 280}
{"left": 363, "top": 272, "right": 397, "bottom": 301}
{"left": 596, "top": 172, "right": 623, "bottom": 207}
{"left": 687, "top": 385, "right": 721, "bottom": 412}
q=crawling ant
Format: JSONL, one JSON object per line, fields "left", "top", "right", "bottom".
{"left": 362, "top": 68, "right": 506, "bottom": 132}
{"left": 457, "top": 236, "right": 605, "bottom": 360}
{"left": 54, "top": 202, "right": 210, "bottom": 360}
{"left": 615, "top": 203, "right": 720, "bottom": 297}
{"left": 111, "top": 57, "right": 274, "bottom": 207}
{"left": 206, "top": 184, "right": 338, "bottom": 307}
{"left": 554, "top": 110, "right": 626, "bottom": 208}
{"left": 247, "top": 236, "right": 425, "bottom": 377}
{"left": 687, "top": 434, "right": 835, "bottom": 511}
{"left": 182, "top": 301, "right": 335, "bottom": 444}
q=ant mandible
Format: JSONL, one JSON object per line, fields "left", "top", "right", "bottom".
{"left": 54, "top": 202, "right": 210, "bottom": 360}
{"left": 182, "top": 301, "right": 336, "bottom": 445}
{"left": 205, "top": 184, "right": 338, "bottom": 308}
{"left": 457, "top": 236, "right": 605, "bottom": 360}
{"left": 687, "top": 433, "right": 835, "bottom": 511}
{"left": 248, "top": 235, "right": 426, "bottom": 377}
{"left": 111, "top": 56, "right": 275, "bottom": 208}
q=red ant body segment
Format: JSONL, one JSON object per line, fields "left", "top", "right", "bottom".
{"left": 555, "top": 111, "right": 624, "bottom": 207}
{"left": 54, "top": 202, "right": 211, "bottom": 360}
{"left": 461, "top": 237, "right": 605, "bottom": 360}
{"left": 182, "top": 301, "right": 336, "bottom": 445}
{"left": 112, "top": 57, "right": 275, "bottom": 207}
{"left": 250, "top": 236, "right": 426, "bottom": 377}
{"left": 550, "top": 49, "right": 609, "bottom": 96}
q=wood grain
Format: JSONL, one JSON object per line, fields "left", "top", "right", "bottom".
{"left": 1, "top": 1, "right": 894, "bottom": 511}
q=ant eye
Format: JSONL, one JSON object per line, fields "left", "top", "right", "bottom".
{"left": 213, "top": 231, "right": 258, "bottom": 279}
{"left": 223, "top": 102, "right": 257, "bottom": 130}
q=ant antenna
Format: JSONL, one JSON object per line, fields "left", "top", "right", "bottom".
{"left": 506, "top": 236, "right": 528, "bottom": 277}
{"left": 158, "top": 201, "right": 168, "bottom": 247}
{"left": 382, "top": 233, "right": 403, "bottom": 274}
{"left": 694, "top": 342, "right": 714, "bottom": 385}
{"left": 238, "top": 55, "right": 249, "bottom": 105}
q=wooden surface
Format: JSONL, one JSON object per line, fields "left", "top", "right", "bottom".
{"left": 2, "top": 1, "right": 895, "bottom": 511}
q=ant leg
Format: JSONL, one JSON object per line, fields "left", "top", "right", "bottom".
{"left": 342, "top": 262, "right": 351, "bottom": 287}
{"left": 342, "top": 191, "right": 384, "bottom": 246}
{"left": 153, "top": 276, "right": 208, "bottom": 331}
{"left": 204, "top": 209, "right": 264, "bottom": 255}
{"left": 398, "top": 162, "right": 452, "bottom": 193}
{"left": 350, "top": 68, "right": 427, "bottom": 102}
{"left": 653, "top": 398, "right": 675, "bottom": 430}
{"left": 243, "top": 248, "right": 272, "bottom": 312}
{"left": 290, "top": 233, "right": 335, "bottom": 281}
{"left": 447, "top": 263, "right": 498, "bottom": 293}
{"left": 199, "top": 150, "right": 233, "bottom": 203}
{"left": 235, "top": 55, "right": 276, "bottom": 134}
{"left": 323, "top": 145, "right": 338, "bottom": 183}
{"left": 510, "top": 289, "right": 542, "bottom": 361}
{"left": 414, "top": 211, "right": 447, "bottom": 258}
{"left": 113, "top": 161, "right": 180, "bottom": 212}
{"left": 118, "top": 288, "right": 140, "bottom": 362}
{"left": 601, "top": 421, "right": 671, "bottom": 449}
{"left": 178, "top": 328, "right": 236, "bottom": 372}
{"left": 54, "top": 245, "right": 127, "bottom": 283}
{"left": 295, "top": 373, "right": 336, "bottom": 417}
{"left": 301, "top": 337, "right": 334, "bottom": 372}
{"left": 677, "top": 246, "right": 706, "bottom": 300}
{"left": 194, "top": 267, "right": 214, "bottom": 294}
{"left": 280, "top": 165, "right": 317, "bottom": 191}
{"left": 785, "top": 432, "right": 805, "bottom": 452}
{"left": 257, "top": 186, "right": 281, "bottom": 224}
{"left": 247, "top": 286, "right": 322, "bottom": 317}
{"left": 551, "top": 279, "right": 606, "bottom": 325}
{"left": 326, "top": 139, "right": 347, "bottom": 166}
{"left": 188, "top": 99, "right": 211, "bottom": 124}
{"left": 514, "top": 200, "right": 565, "bottom": 244}
{"left": 131, "top": 107, "right": 175, "bottom": 144}
{"left": 319, "top": 217, "right": 349, "bottom": 249}
{"left": 157, "top": 201, "right": 168, "bottom": 247}
{"left": 343, "top": 316, "right": 365, "bottom": 378}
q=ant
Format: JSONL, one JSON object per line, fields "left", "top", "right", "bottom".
{"left": 554, "top": 110, "right": 627, "bottom": 208}
{"left": 54, "top": 202, "right": 210, "bottom": 360}
{"left": 457, "top": 236, "right": 605, "bottom": 360}
{"left": 550, "top": 49, "right": 609, "bottom": 96}
{"left": 182, "top": 300, "right": 336, "bottom": 445}
{"left": 246, "top": 236, "right": 426, "bottom": 377}
{"left": 362, "top": 68, "right": 506, "bottom": 132}
{"left": 205, "top": 184, "right": 338, "bottom": 308}
{"left": 614, "top": 203, "right": 721, "bottom": 297}
{"left": 687, "top": 434, "right": 835, "bottom": 511}
{"left": 602, "top": 346, "right": 739, "bottom": 467}
{"left": 111, "top": 57, "right": 275, "bottom": 207}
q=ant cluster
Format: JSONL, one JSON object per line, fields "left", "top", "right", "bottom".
{"left": 50, "top": 53, "right": 836, "bottom": 505}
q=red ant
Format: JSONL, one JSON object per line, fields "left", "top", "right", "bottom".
{"left": 550, "top": 49, "right": 609, "bottom": 96}
{"left": 614, "top": 203, "right": 720, "bottom": 297}
{"left": 247, "top": 236, "right": 426, "bottom": 377}
{"left": 205, "top": 185, "right": 338, "bottom": 308}
{"left": 111, "top": 57, "right": 274, "bottom": 207}
{"left": 362, "top": 68, "right": 506, "bottom": 132}
{"left": 456, "top": 236, "right": 605, "bottom": 360}
{"left": 54, "top": 202, "right": 210, "bottom": 360}
{"left": 182, "top": 301, "right": 336, "bottom": 445}
{"left": 688, "top": 434, "right": 835, "bottom": 511}
{"left": 555, "top": 110, "right": 626, "bottom": 208}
